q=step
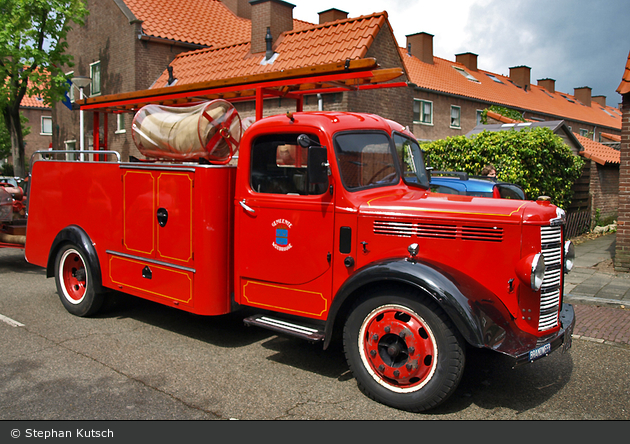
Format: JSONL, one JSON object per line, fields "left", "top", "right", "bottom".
{"left": 243, "top": 315, "right": 325, "bottom": 342}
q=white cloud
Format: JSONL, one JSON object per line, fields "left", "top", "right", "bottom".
{"left": 290, "top": 0, "right": 630, "bottom": 106}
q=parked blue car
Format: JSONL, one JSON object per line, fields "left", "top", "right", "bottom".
{"left": 429, "top": 171, "right": 526, "bottom": 200}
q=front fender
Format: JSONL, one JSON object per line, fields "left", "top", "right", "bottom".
{"left": 46, "top": 225, "right": 104, "bottom": 293}
{"left": 325, "top": 257, "right": 514, "bottom": 351}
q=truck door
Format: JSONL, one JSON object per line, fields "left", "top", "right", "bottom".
{"left": 235, "top": 132, "right": 334, "bottom": 320}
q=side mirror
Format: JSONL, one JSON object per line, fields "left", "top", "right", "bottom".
{"left": 298, "top": 134, "right": 317, "bottom": 148}
{"left": 307, "top": 147, "right": 328, "bottom": 185}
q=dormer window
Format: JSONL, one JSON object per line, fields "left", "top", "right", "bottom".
{"left": 453, "top": 66, "right": 479, "bottom": 82}
{"left": 486, "top": 73, "right": 503, "bottom": 84}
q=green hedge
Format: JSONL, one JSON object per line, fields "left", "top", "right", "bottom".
{"left": 422, "top": 127, "right": 584, "bottom": 210}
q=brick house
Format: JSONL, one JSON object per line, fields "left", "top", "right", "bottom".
{"left": 615, "top": 50, "right": 630, "bottom": 272}
{"left": 401, "top": 32, "right": 621, "bottom": 144}
{"left": 53, "top": 0, "right": 252, "bottom": 160}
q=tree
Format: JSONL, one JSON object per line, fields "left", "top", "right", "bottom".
{"left": 1, "top": 111, "right": 30, "bottom": 161}
{"left": 422, "top": 127, "right": 585, "bottom": 210}
{"left": 0, "top": 0, "right": 88, "bottom": 177}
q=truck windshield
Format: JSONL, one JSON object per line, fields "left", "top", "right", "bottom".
{"left": 392, "top": 133, "right": 430, "bottom": 189}
{"left": 334, "top": 132, "right": 398, "bottom": 190}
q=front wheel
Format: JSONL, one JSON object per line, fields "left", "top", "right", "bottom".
{"left": 54, "top": 244, "right": 104, "bottom": 317}
{"left": 343, "top": 289, "right": 465, "bottom": 412}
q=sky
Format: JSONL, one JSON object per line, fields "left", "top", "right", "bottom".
{"left": 289, "top": 0, "right": 630, "bottom": 107}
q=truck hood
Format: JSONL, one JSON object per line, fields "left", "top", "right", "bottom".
{"left": 357, "top": 189, "right": 557, "bottom": 225}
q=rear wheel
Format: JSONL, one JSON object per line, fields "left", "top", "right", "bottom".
{"left": 343, "top": 289, "right": 465, "bottom": 412}
{"left": 54, "top": 244, "right": 103, "bottom": 317}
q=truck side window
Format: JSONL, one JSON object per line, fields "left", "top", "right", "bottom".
{"left": 250, "top": 133, "right": 327, "bottom": 195}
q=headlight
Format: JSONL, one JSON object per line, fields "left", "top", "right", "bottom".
{"left": 516, "top": 252, "right": 546, "bottom": 291}
{"left": 564, "top": 241, "right": 575, "bottom": 273}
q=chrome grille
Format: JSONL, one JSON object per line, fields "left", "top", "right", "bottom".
{"left": 539, "top": 226, "right": 563, "bottom": 331}
{"left": 373, "top": 221, "right": 503, "bottom": 242}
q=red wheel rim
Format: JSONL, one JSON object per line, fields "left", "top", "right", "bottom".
{"left": 359, "top": 304, "right": 438, "bottom": 393}
{"left": 59, "top": 249, "right": 87, "bottom": 304}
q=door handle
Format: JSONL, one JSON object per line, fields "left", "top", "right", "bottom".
{"left": 239, "top": 199, "right": 256, "bottom": 214}
{"left": 157, "top": 207, "right": 168, "bottom": 227}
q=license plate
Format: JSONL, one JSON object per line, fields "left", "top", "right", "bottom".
{"left": 529, "top": 343, "right": 551, "bottom": 361}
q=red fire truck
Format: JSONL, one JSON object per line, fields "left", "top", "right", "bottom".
{"left": 24, "top": 60, "right": 575, "bottom": 412}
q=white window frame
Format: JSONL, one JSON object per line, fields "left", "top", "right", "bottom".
{"left": 116, "top": 114, "right": 126, "bottom": 134}
{"left": 413, "top": 99, "right": 433, "bottom": 125}
{"left": 90, "top": 61, "right": 101, "bottom": 96}
{"left": 450, "top": 106, "right": 461, "bottom": 129}
{"left": 41, "top": 116, "right": 53, "bottom": 135}
{"left": 66, "top": 70, "right": 75, "bottom": 102}
{"left": 64, "top": 140, "right": 77, "bottom": 161}
{"left": 476, "top": 110, "right": 483, "bottom": 125}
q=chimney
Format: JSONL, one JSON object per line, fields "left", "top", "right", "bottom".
{"left": 222, "top": 0, "right": 252, "bottom": 19}
{"left": 574, "top": 86, "right": 592, "bottom": 107}
{"left": 318, "top": 8, "right": 348, "bottom": 24}
{"left": 250, "top": 0, "right": 294, "bottom": 54}
{"left": 455, "top": 52, "right": 478, "bottom": 72}
{"left": 509, "top": 66, "right": 531, "bottom": 90}
{"left": 537, "top": 78, "right": 555, "bottom": 94}
{"left": 592, "top": 95, "right": 607, "bottom": 107}
{"left": 406, "top": 32, "right": 434, "bottom": 65}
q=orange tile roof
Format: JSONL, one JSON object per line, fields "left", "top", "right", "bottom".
{"left": 574, "top": 132, "right": 620, "bottom": 165}
{"left": 123, "top": 0, "right": 313, "bottom": 48}
{"left": 20, "top": 94, "right": 49, "bottom": 109}
{"left": 601, "top": 132, "right": 621, "bottom": 142}
{"left": 151, "top": 12, "right": 388, "bottom": 88}
{"left": 617, "top": 49, "right": 630, "bottom": 95}
{"left": 402, "top": 50, "right": 622, "bottom": 131}
{"left": 123, "top": 0, "right": 250, "bottom": 47}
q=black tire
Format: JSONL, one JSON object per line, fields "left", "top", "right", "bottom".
{"left": 343, "top": 288, "right": 465, "bottom": 412}
{"left": 54, "top": 243, "right": 104, "bottom": 317}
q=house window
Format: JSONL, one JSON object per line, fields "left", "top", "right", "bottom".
{"left": 90, "top": 61, "right": 101, "bottom": 96}
{"left": 476, "top": 110, "right": 483, "bottom": 125}
{"left": 579, "top": 128, "right": 589, "bottom": 137}
{"left": 66, "top": 71, "right": 74, "bottom": 102}
{"left": 413, "top": 99, "right": 433, "bottom": 125}
{"left": 41, "top": 116, "right": 52, "bottom": 135}
{"left": 450, "top": 106, "right": 461, "bottom": 129}
{"left": 116, "top": 114, "right": 126, "bottom": 134}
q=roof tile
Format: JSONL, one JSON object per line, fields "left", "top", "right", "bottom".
{"left": 575, "top": 132, "right": 620, "bottom": 165}
{"left": 151, "top": 12, "right": 387, "bottom": 88}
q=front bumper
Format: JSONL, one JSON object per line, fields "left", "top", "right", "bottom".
{"left": 514, "top": 303, "right": 575, "bottom": 367}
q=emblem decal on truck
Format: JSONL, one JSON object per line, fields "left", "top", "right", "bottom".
{"left": 272, "top": 219, "right": 293, "bottom": 252}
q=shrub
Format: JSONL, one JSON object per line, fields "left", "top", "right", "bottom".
{"left": 422, "top": 127, "right": 584, "bottom": 210}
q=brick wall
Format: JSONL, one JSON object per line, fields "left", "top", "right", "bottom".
{"left": 615, "top": 94, "right": 630, "bottom": 272}
{"left": 590, "top": 162, "right": 619, "bottom": 223}
{"left": 411, "top": 91, "right": 486, "bottom": 141}
{"left": 21, "top": 108, "right": 52, "bottom": 163}
{"left": 350, "top": 24, "right": 412, "bottom": 128}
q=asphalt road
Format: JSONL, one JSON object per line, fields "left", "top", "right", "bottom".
{"left": 1, "top": 247, "right": 629, "bottom": 422}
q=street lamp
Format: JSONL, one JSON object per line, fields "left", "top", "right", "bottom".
{"left": 71, "top": 75, "right": 92, "bottom": 161}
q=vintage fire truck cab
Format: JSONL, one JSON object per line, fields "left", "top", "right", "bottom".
{"left": 24, "top": 64, "right": 575, "bottom": 413}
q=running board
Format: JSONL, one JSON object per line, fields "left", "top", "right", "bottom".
{"left": 243, "top": 315, "right": 325, "bottom": 342}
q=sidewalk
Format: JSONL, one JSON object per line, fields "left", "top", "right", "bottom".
{"left": 563, "top": 231, "right": 630, "bottom": 347}
{"left": 563, "top": 232, "right": 630, "bottom": 308}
